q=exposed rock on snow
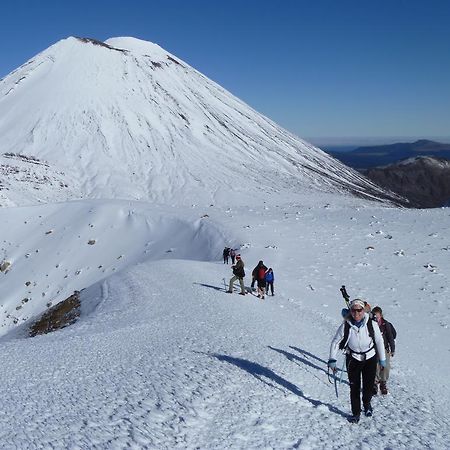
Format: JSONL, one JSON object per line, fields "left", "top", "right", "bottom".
{"left": 29, "top": 291, "right": 80, "bottom": 336}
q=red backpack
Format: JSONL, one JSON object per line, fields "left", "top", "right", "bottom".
{"left": 258, "top": 267, "right": 266, "bottom": 280}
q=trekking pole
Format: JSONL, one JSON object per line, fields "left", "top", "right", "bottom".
{"left": 327, "top": 366, "right": 333, "bottom": 384}
{"left": 333, "top": 371, "right": 339, "bottom": 398}
{"left": 329, "top": 357, "right": 347, "bottom": 399}
{"left": 338, "top": 357, "right": 346, "bottom": 385}
{"left": 340, "top": 285, "right": 350, "bottom": 308}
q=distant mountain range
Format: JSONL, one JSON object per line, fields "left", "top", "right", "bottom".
{"left": 327, "top": 139, "right": 450, "bottom": 169}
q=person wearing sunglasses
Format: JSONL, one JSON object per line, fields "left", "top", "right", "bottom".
{"left": 328, "top": 299, "right": 386, "bottom": 423}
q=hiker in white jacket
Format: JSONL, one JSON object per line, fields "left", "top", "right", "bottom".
{"left": 328, "top": 299, "right": 386, "bottom": 423}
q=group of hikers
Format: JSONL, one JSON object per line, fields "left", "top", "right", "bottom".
{"left": 223, "top": 250, "right": 274, "bottom": 299}
{"left": 328, "top": 296, "right": 397, "bottom": 423}
{"left": 222, "top": 249, "right": 397, "bottom": 423}
{"left": 222, "top": 247, "right": 237, "bottom": 265}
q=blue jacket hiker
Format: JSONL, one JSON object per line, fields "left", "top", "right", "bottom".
{"left": 265, "top": 268, "right": 274, "bottom": 296}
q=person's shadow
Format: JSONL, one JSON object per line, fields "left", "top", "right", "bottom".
{"left": 207, "top": 352, "right": 348, "bottom": 418}
{"left": 268, "top": 346, "right": 349, "bottom": 386}
{"left": 193, "top": 282, "right": 225, "bottom": 292}
{"left": 194, "top": 281, "right": 252, "bottom": 294}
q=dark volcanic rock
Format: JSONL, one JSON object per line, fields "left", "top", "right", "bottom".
{"left": 363, "top": 156, "right": 450, "bottom": 208}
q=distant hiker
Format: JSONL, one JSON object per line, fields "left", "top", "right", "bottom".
{"left": 223, "top": 247, "right": 230, "bottom": 264}
{"left": 230, "top": 248, "right": 236, "bottom": 264}
{"left": 227, "top": 254, "right": 246, "bottom": 295}
{"left": 253, "top": 260, "right": 268, "bottom": 299}
{"left": 250, "top": 264, "right": 258, "bottom": 291}
{"left": 328, "top": 299, "right": 386, "bottom": 424}
{"left": 372, "top": 306, "right": 396, "bottom": 395}
{"left": 265, "top": 268, "right": 274, "bottom": 296}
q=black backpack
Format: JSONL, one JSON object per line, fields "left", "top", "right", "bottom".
{"left": 387, "top": 320, "right": 397, "bottom": 340}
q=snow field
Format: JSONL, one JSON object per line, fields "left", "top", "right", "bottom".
{"left": 0, "top": 197, "right": 449, "bottom": 448}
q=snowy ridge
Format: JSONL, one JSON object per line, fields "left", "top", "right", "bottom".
{"left": 0, "top": 198, "right": 449, "bottom": 447}
{"left": 0, "top": 200, "right": 229, "bottom": 334}
{"left": 0, "top": 36, "right": 398, "bottom": 206}
{"left": 0, "top": 36, "right": 447, "bottom": 448}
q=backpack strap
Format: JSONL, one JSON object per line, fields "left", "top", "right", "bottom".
{"left": 338, "top": 322, "right": 350, "bottom": 350}
{"left": 339, "top": 318, "right": 376, "bottom": 355}
{"left": 367, "top": 317, "right": 375, "bottom": 341}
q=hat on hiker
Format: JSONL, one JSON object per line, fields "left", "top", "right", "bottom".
{"left": 236, "top": 254, "right": 241, "bottom": 259}
{"left": 350, "top": 299, "right": 365, "bottom": 309}
{"left": 372, "top": 306, "right": 383, "bottom": 315}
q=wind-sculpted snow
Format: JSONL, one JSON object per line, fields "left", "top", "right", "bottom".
{"left": 0, "top": 36, "right": 447, "bottom": 448}
{"left": 0, "top": 198, "right": 449, "bottom": 447}
{"left": 0, "top": 196, "right": 450, "bottom": 450}
{"left": 0, "top": 36, "right": 400, "bottom": 207}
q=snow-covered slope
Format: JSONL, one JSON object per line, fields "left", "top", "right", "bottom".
{"left": 0, "top": 198, "right": 449, "bottom": 447}
{"left": 0, "top": 36, "right": 396, "bottom": 206}
{"left": 1, "top": 36, "right": 447, "bottom": 448}
{"left": 0, "top": 200, "right": 228, "bottom": 334}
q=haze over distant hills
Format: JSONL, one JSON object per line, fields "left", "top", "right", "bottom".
{"left": 326, "top": 139, "right": 450, "bottom": 169}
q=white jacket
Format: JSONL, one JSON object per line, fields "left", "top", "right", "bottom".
{"left": 329, "top": 314, "right": 386, "bottom": 362}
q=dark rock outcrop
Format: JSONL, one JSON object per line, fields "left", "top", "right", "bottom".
{"left": 29, "top": 291, "right": 81, "bottom": 337}
{"left": 363, "top": 156, "right": 450, "bottom": 208}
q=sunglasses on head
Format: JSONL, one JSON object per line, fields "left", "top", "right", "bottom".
{"left": 351, "top": 308, "right": 363, "bottom": 313}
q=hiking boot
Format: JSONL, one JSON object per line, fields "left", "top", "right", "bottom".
{"left": 261, "top": 296, "right": 265, "bottom": 299}
{"left": 347, "top": 415, "right": 360, "bottom": 424}
{"left": 239, "top": 292, "right": 246, "bottom": 296}
{"left": 257, "top": 294, "right": 260, "bottom": 298}
{"left": 364, "top": 405, "right": 373, "bottom": 417}
{"left": 373, "top": 383, "right": 378, "bottom": 395}
{"left": 380, "top": 382, "right": 388, "bottom": 395}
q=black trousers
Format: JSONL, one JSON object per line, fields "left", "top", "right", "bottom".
{"left": 266, "top": 281, "right": 274, "bottom": 295}
{"left": 346, "top": 354, "right": 377, "bottom": 416}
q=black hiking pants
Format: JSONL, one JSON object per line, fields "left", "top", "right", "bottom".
{"left": 346, "top": 354, "right": 377, "bottom": 416}
{"left": 266, "top": 281, "right": 274, "bottom": 295}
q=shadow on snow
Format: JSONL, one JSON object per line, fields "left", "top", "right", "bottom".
{"left": 269, "top": 346, "right": 349, "bottom": 387}
{"left": 208, "top": 352, "right": 348, "bottom": 419}
{"left": 193, "top": 282, "right": 226, "bottom": 292}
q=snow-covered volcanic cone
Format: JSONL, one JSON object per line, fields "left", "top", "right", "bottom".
{"left": 0, "top": 36, "right": 397, "bottom": 206}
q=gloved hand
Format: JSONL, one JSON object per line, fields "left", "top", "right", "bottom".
{"left": 379, "top": 359, "right": 386, "bottom": 369}
{"left": 328, "top": 359, "right": 337, "bottom": 371}
{"left": 390, "top": 352, "right": 394, "bottom": 358}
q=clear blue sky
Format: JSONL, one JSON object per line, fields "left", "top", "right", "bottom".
{"left": 2, "top": 0, "right": 450, "bottom": 145}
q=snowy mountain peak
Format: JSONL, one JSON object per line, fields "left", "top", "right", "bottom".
{"left": 105, "top": 36, "right": 175, "bottom": 59}
{"left": 0, "top": 36, "right": 399, "bottom": 207}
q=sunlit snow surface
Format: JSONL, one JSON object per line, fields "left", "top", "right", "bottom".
{"left": 0, "top": 195, "right": 449, "bottom": 448}
{"left": 0, "top": 36, "right": 396, "bottom": 207}
{"left": 0, "top": 36, "right": 447, "bottom": 448}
